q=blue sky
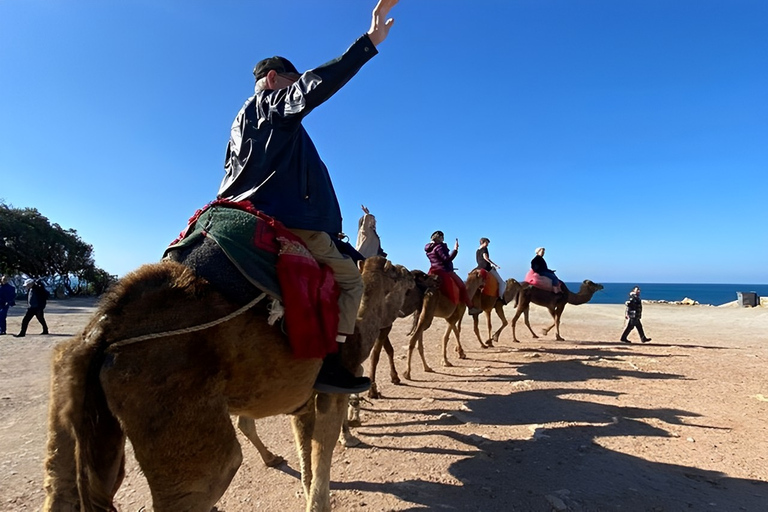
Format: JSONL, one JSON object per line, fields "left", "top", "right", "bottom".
{"left": 1, "top": 1, "right": 766, "bottom": 284}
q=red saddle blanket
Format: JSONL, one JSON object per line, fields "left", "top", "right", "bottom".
{"left": 166, "top": 199, "right": 339, "bottom": 359}
{"left": 524, "top": 269, "right": 555, "bottom": 292}
{"left": 429, "top": 268, "right": 471, "bottom": 306}
{"left": 481, "top": 269, "right": 498, "bottom": 297}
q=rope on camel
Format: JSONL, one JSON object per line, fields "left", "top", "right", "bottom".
{"left": 107, "top": 292, "right": 268, "bottom": 349}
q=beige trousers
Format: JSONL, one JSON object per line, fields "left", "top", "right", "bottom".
{"left": 288, "top": 228, "right": 363, "bottom": 336}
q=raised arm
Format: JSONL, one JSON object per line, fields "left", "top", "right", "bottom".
{"left": 367, "top": 0, "right": 398, "bottom": 46}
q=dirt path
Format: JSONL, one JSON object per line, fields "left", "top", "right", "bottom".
{"left": 1, "top": 298, "right": 767, "bottom": 511}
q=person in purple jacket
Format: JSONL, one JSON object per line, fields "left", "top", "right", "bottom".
{"left": 424, "top": 231, "right": 471, "bottom": 307}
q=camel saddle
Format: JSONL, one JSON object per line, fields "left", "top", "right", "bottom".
{"left": 479, "top": 269, "right": 499, "bottom": 297}
{"left": 524, "top": 269, "right": 556, "bottom": 292}
{"left": 163, "top": 199, "right": 338, "bottom": 359}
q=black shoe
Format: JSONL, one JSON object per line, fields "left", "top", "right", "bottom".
{"left": 0, "top": 332, "right": 6, "bottom": 335}
{"left": 314, "top": 353, "right": 371, "bottom": 394}
{"left": 641, "top": 338, "right": 651, "bottom": 343}
{"left": 620, "top": 338, "right": 631, "bottom": 344}
{"left": 468, "top": 307, "right": 482, "bottom": 316}
{"left": 14, "top": 333, "right": 25, "bottom": 338}
{"left": 40, "top": 331, "right": 49, "bottom": 335}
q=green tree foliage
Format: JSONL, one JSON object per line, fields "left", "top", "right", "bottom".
{"left": 0, "top": 202, "right": 117, "bottom": 295}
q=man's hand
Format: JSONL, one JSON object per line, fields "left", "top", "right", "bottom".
{"left": 367, "top": 0, "right": 398, "bottom": 46}
{"left": 454, "top": 239, "right": 459, "bottom": 251}
{"left": 361, "top": 205, "right": 370, "bottom": 214}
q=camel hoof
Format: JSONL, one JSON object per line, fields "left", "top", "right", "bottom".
{"left": 340, "top": 435, "right": 362, "bottom": 448}
{"left": 391, "top": 376, "right": 401, "bottom": 385}
{"left": 485, "top": 340, "right": 493, "bottom": 348}
{"left": 444, "top": 361, "right": 454, "bottom": 367}
{"left": 403, "top": 371, "right": 412, "bottom": 380}
{"left": 368, "top": 388, "right": 381, "bottom": 399}
{"left": 458, "top": 352, "right": 467, "bottom": 360}
{"left": 556, "top": 336, "right": 565, "bottom": 341}
{"left": 532, "top": 335, "right": 539, "bottom": 339}
{"left": 424, "top": 366, "right": 435, "bottom": 373}
{"left": 348, "top": 418, "right": 362, "bottom": 428}
{"left": 264, "top": 454, "right": 285, "bottom": 468}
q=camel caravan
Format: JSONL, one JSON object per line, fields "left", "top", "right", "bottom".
{"left": 41, "top": 207, "right": 603, "bottom": 512}
{"left": 40, "top": 3, "right": 606, "bottom": 509}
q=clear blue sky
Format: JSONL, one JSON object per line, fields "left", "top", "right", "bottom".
{"left": 1, "top": 1, "right": 766, "bottom": 284}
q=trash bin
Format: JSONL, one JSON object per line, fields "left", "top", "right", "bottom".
{"left": 736, "top": 291, "right": 758, "bottom": 307}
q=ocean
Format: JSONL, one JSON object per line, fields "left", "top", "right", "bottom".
{"left": 563, "top": 282, "right": 768, "bottom": 306}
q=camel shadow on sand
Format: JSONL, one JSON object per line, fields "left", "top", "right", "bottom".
{"left": 339, "top": 344, "right": 765, "bottom": 511}
{"left": 349, "top": 388, "right": 765, "bottom": 511}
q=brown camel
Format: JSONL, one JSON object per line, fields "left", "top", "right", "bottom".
{"left": 508, "top": 279, "right": 604, "bottom": 342}
{"left": 403, "top": 269, "right": 485, "bottom": 380}
{"left": 367, "top": 269, "right": 439, "bottom": 398}
{"left": 467, "top": 278, "right": 520, "bottom": 348}
{"left": 42, "top": 256, "right": 412, "bottom": 512}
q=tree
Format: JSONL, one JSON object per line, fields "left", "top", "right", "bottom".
{"left": 0, "top": 202, "right": 116, "bottom": 295}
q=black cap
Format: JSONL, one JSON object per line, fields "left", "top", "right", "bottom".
{"left": 253, "top": 56, "right": 299, "bottom": 80}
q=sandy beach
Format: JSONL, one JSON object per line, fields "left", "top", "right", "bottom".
{"left": 1, "top": 297, "right": 767, "bottom": 511}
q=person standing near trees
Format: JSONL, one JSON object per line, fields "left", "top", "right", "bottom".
{"left": 15, "top": 279, "right": 49, "bottom": 337}
{"left": 0, "top": 275, "right": 16, "bottom": 335}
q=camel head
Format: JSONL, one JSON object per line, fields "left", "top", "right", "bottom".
{"left": 580, "top": 280, "right": 604, "bottom": 295}
{"left": 359, "top": 256, "right": 414, "bottom": 329}
{"left": 465, "top": 269, "right": 485, "bottom": 296}
{"left": 399, "top": 269, "right": 437, "bottom": 318}
{"left": 503, "top": 278, "right": 523, "bottom": 304}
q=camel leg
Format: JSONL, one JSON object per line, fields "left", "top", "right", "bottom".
{"left": 522, "top": 308, "right": 538, "bottom": 338}
{"left": 484, "top": 310, "right": 494, "bottom": 347}
{"left": 339, "top": 394, "right": 362, "bottom": 448}
{"left": 491, "top": 303, "right": 508, "bottom": 344}
{"left": 416, "top": 332, "right": 433, "bottom": 372}
{"left": 125, "top": 399, "right": 242, "bottom": 511}
{"left": 292, "top": 400, "right": 316, "bottom": 498}
{"left": 305, "top": 392, "right": 347, "bottom": 512}
{"left": 367, "top": 329, "right": 387, "bottom": 399}
{"left": 382, "top": 335, "right": 401, "bottom": 386}
{"left": 441, "top": 322, "right": 455, "bottom": 366}
{"left": 471, "top": 313, "right": 486, "bottom": 349}
{"left": 510, "top": 306, "right": 525, "bottom": 343}
{"left": 405, "top": 310, "right": 434, "bottom": 379}
{"left": 237, "top": 416, "right": 284, "bottom": 467}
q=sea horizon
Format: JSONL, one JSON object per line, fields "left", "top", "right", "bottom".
{"left": 564, "top": 282, "right": 768, "bottom": 306}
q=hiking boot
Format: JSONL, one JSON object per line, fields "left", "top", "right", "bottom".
{"left": 314, "top": 353, "right": 371, "bottom": 394}
{"left": 641, "top": 338, "right": 652, "bottom": 343}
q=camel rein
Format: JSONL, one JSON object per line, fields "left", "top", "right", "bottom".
{"left": 106, "top": 292, "right": 267, "bottom": 350}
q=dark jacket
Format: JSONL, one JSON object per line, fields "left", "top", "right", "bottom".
{"left": 0, "top": 283, "right": 15, "bottom": 307}
{"left": 218, "top": 35, "right": 378, "bottom": 235}
{"left": 425, "top": 242, "right": 457, "bottom": 272}
{"left": 625, "top": 293, "right": 642, "bottom": 319}
{"left": 28, "top": 284, "right": 48, "bottom": 309}
{"left": 531, "top": 255, "right": 552, "bottom": 274}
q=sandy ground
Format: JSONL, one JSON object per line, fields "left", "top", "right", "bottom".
{"left": 1, "top": 297, "right": 767, "bottom": 511}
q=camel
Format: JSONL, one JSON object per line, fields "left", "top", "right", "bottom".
{"left": 367, "top": 269, "right": 439, "bottom": 398}
{"left": 467, "top": 278, "right": 520, "bottom": 348}
{"left": 507, "top": 279, "right": 604, "bottom": 343}
{"left": 42, "top": 256, "right": 413, "bottom": 512}
{"left": 403, "top": 269, "right": 485, "bottom": 380}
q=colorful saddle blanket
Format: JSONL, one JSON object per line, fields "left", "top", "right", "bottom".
{"left": 524, "top": 269, "right": 555, "bottom": 292}
{"left": 164, "top": 199, "right": 338, "bottom": 359}
{"left": 480, "top": 269, "right": 499, "bottom": 297}
{"left": 429, "top": 268, "right": 470, "bottom": 306}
